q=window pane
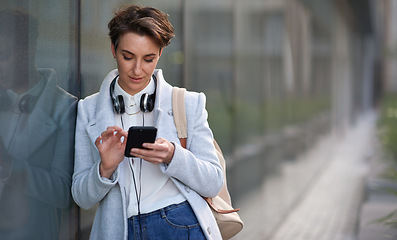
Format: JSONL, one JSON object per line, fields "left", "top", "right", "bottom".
{"left": 184, "top": 0, "right": 234, "bottom": 155}
{"left": 0, "top": 1, "right": 78, "bottom": 239}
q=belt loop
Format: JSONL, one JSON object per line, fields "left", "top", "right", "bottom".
{"left": 160, "top": 208, "right": 166, "bottom": 218}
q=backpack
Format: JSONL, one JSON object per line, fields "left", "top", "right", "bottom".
{"left": 172, "top": 87, "right": 244, "bottom": 239}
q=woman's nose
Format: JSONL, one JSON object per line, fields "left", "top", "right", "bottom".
{"left": 132, "top": 60, "right": 142, "bottom": 75}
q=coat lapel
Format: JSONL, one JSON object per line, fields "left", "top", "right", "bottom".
{"left": 86, "top": 70, "right": 118, "bottom": 145}
{"left": 152, "top": 69, "right": 179, "bottom": 143}
{"left": 84, "top": 70, "right": 128, "bottom": 186}
{"left": 11, "top": 70, "right": 59, "bottom": 158}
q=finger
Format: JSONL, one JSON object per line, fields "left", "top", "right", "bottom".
{"left": 131, "top": 147, "right": 167, "bottom": 165}
{"left": 130, "top": 148, "right": 147, "bottom": 157}
{"left": 154, "top": 138, "right": 166, "bottom": 144}
{"left": 106, "top": 126, "right": 123, "bottom": 132}
{"left": 114, "top": 131, "right": 128, "bottom": 139}
{"left": 143, "top": 138, "right": 166, "bottom": 151}
{"left": 114, "top": 130, "right": 128, "bottom": 143}
{"left": 130, "top": 148, "right": 157, "bottom": 159}
{"left": 102, "top": 127, "right": 125, "bottom": 141}
{"left": 145, "top": 140, "right": 175, "bottom": 164}
{"left": 104, "top": 127, "right": 116, "bottom": 136}
{"left": 144, "top": 143, "right": 170, "bottom": 154}
{"left": 101, "top": 129, "right": 115, "bottom": 139}
{"left": 142, "top": 142, "right": 156, "bottom": 150}
{"left": 95, "top": 136, "right": 103, "bottom": 147}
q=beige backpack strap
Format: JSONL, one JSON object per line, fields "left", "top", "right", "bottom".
{"left": 172, "top": 87, "right": 187, "bottom": 148}
{"left": 172, "top": 86, "right": 240, "bottom": 215}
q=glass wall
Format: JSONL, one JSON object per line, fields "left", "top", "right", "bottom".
{"left": 0, "top": 0, "right": 380, "bottom": 239}
{"left": 0, "top": 0, "right": 78, "bottom": 239}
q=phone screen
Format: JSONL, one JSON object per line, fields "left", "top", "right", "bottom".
{"left": 124, "top": 126, "right": 157, "bottom": 157}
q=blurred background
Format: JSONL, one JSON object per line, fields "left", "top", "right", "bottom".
{"left": 1, "top": 0, "right": 397, "bottom": 239}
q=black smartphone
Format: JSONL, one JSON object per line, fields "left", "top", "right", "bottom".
{"left": 124, "top": 126, "right": 157, "bottom": 157}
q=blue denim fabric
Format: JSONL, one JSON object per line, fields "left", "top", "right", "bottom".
{"left": 128, "top": 201, "right": 206, "bottom": 240}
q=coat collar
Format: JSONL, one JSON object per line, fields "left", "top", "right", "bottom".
{"left": 28, "top": 69, "right": 58, "bottom": 132}
{"left": 153, "top": 69, "right": 173, "bottom": 127}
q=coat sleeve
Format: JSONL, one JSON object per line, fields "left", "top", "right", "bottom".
{"left": 162, "top": 92, "right": 224, "bottom": 198}
{"left": 71, "top": 99, "right": 119, "bottom": 210}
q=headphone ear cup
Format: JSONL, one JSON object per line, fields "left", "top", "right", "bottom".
{"left": 140, "top": 93, "right": 149, "bottom": 112}
{"left": 109, "top": 75, "right": 126, "bottom": 114}
{"left": 19, "top": 95, "right": 29, "bottom": 113}
{"left": 140, "top": 93, "right": 155, "bottom": 113}
{"left": 146, "top": 94, "right": 155, "bottom": 112}
{"left": 109, "top": 76, "right": 126, "bottom": 114}
{"left": 19, "top": 95, "right": 37, "bottom": 113}
{"left": 115, "top": 95, "right": 125, "bottom": 114}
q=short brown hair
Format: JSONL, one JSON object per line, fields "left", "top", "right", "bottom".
{"left": 108, "top": 5, "right": 175, "bottom": 50}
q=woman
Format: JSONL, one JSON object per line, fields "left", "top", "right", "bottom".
{"left": 72, "top": 5, "right": 223, "bottom": 240}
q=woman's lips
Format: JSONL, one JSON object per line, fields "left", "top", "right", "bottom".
{"left": 129, "top": 76, "right": 143, "bottom": 82}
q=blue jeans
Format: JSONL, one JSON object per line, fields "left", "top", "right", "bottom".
{"left": 128, "top": 201, "right": 206, "bottom": 240}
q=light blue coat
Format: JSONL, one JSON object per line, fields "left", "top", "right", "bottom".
{"left": 72, "top": 69, "right": 223, "bottom": 240}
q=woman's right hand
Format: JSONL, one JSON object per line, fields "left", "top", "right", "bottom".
{"left": 95, "top": 126, "right": 127, "bottom": 179}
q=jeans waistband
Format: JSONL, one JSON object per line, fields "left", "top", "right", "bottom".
{"left": 128, "top": 200, "right": 189, "bottom": 219}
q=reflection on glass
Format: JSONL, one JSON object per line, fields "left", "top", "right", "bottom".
{"left": 0, "top": 9, "right": 77, "bottom": 239}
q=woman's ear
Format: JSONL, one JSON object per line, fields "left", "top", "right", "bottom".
{"left": 111, "top": 43, "right": 116, "bottom": 59}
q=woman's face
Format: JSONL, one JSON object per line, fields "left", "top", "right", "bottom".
{"left": 111, "top": 32, "right": 162, "bottom": 95}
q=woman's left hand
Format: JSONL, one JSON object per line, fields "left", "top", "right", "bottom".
{"left": 130, "top": 138, "right": 175, "bottom": 165}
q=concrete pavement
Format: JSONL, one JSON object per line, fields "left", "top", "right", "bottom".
{"left": 233, "top": 112, "right": 394, "bottom": 240}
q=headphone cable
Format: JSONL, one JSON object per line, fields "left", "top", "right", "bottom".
{"left": 128, "top": 157, "right": 143, "bottom": 236}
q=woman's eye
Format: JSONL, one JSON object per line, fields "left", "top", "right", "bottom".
{"left": 123, "top": 55, "right": 132, "bottom": 60}
{"left": 145, "top": 59, "right": 154, "bottom": 63}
